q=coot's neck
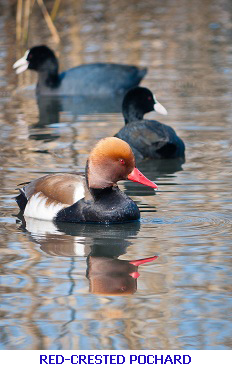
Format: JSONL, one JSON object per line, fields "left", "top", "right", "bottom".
{"left": 37, "top": 59, "right": 60, "bottom": 89}
{"left": 122, "top": 103, "right": 145, "bottom": 124}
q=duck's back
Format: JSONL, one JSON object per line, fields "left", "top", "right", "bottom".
{"left": 53, "top": 63, "right": 147, "bottom": 96}
{"left": 115, "top": 119, "right": 185, "bottom": 160}
{"left": 16, "top": 173, "right": 86, "bottom": 214}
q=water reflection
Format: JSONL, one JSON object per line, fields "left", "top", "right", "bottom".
{"left": 18, "top": 216, "right": 158, "bottom": 296}
{"left": 1, "top": 0, "right": 232, "bottom": 350}
{"left": 36, "top": 94, "right": 124, "bottom": 126}
{"left": 28, "top": 93, "right": 124, "bottom": 142}
{"left": 87, "top": 255, "right": 158, "bottom": 296}
{"left": 37, "top": 93, "right": 124, "bottom": 118}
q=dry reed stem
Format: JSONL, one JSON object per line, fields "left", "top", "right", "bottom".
{"left": 51, "top": 0, "right": 61, "bottom": 21}
{"left": 23, "top": 0, "right": 31, "bottom": 43}
{"left": 16, "top": 0, "right": 23, "bottom": 43}
{"left": 16, "top": 0, "right": 60, "bottom": 47}
{"left": 36, "top": 0, "right": 60, "bottom": 44}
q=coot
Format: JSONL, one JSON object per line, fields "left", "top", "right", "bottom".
{"left": 13, "top": 45, "right": 147, "bottom": 96}
{"left": 115, "top": 87, "right": 185, "bottom": 160}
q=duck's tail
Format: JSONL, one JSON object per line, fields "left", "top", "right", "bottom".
{"left": 15, "top": 189, "right": 27, "bottom": 212}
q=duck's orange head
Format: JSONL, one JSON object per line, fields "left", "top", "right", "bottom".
{"left": 88, "top": 137, "right": 158, "bottom": 190}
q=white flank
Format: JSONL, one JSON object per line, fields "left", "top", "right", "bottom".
{"left": 13, "top": 50, "right": 29, "bottom": 74}
{"left": 74, "top": 238, "right": 91, "bottom": 257}
{"left": 153, "top": 94, "right": 168, "bottom": 115}
{"left": 24, "top": 192, "right": 65, "bottom": 221}
{"left": 24, "top": 216, "right": 61, "bottom": 235}
{"left": 73, "top": 181, "right": 85, "bottom": 203}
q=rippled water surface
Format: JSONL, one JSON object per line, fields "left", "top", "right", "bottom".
{"left": 0, "top": 0, "right": 232, "bottom": 350}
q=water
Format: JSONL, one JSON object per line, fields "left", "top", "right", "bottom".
{"left": 0, "top": 0, "right": 232, "bottom": 350}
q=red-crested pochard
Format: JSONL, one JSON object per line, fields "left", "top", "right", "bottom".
{"left": 16, "top": 137, "right": 158, "bottom": 223}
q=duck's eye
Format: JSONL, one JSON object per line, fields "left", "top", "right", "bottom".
{"left": 119, "top": 159, "right": 125, "bottom": 165}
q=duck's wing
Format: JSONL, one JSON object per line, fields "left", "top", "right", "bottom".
{"left": 115, "top": 120, "right": 185, "bottom": 160}
{"left": 16, "top": 173, "right": 87, "bottom": 220}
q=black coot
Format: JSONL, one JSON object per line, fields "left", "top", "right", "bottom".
{"left": 13, "top": 45, "right": 147, "bottom": 96}
{"left": 115, "top": 87, "right": 185, "bottom": 160}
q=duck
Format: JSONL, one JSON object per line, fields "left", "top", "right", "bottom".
{"left": 13, "top": 45, "right": 147, "bottom": 96}
{"left": 115, "top": 86, "right": 185, "bottom": 160}
{"left": 16, "top": 137, "right": 157, "bottom": 224}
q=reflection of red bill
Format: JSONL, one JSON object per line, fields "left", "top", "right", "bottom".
{"left": 89, "top": 255, "right": 159, "bottom": 295}
{"left": 130, "top": 255, "right": 158, "bottom": 267}
{"left": 129, "top": 271, "right": 140, "bottom": 279}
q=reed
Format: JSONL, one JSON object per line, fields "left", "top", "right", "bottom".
{"left": 16, "top": 0, "right": 60, "bottom": 47}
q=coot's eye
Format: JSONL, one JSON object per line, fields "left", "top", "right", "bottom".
{"left": 119, "top": 159, "right": 125, "bottom": 165}
{"left": 148, "top": 96, "right": 152, "bottom": 100}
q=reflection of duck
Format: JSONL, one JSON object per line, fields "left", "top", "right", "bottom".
{"left": 13, "top": 45, "right": 147, "bottom": 96}
{"left": 18, "top": 216, "right": 158, "bottom": 296}
{"left": 87, "top": 255, "right": 158, "bottom": 296}
{"left": 20, "top": 217, "right": 141, "bottom": 257}
{"left": 115, "top": 87, "right": 185, "bottom": 160}
{"left": 16, "top": 137, "right": 157, "bottom": 223}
